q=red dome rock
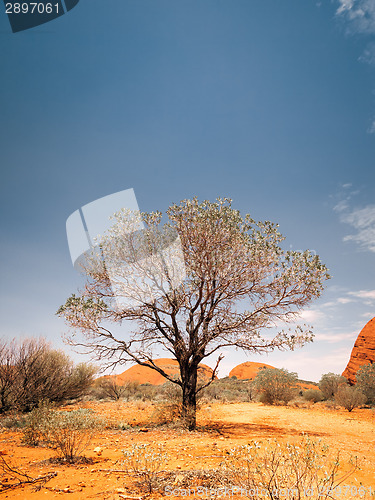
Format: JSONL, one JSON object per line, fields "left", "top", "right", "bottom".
{"left": 342, "top": 317, "right": 375, "bottom": 384}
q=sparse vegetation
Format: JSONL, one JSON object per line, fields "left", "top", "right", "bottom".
{"left": 122, "top": 443, "right": 169, "bottom": 493}
{"left": 21, "top": 400, "right": 53, "bottom": 446}
{"left": 223, "top": 436, "right": 357, "bottom": 500}
{"left": 21, "top": 406, "right": 104, "bottom": 462}
{"left": 45, "top": 408, "right": 104, "bottom": 462}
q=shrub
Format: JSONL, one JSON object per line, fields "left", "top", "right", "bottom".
{"left": 356, "top": 363, "right": 375, "bottom": 404}
{"left": 252, "top": 367, "right": 298, "bottom": 405}
{"left": 334, "top": 385, "right": 367, "bottom": 412}
{"left": 151, "top": 382, "right": 183, "bottom": 425}
{"left": 319, "top": 373, "right": 347, "bottom": 400}
{"left": 91, "top": 377, "right": 128, "bottom": 400}
{"left": 122, "top": 443, "right": 169, "bottom": 493}
{"left": 303, "top": 389, "right": 325, "bottom": 403}
{"left": 202, "top": 377, "right": 253, "bottom": 403}
{"left": 0, "top": 338, "right": 96, "bottom": 413}
{"left": 22, "top": 407, "right": 104, "bottom": 462}
{"left": 45, "top": 409, "right": 104, "bottom": 462}
{"left": 21, "top": 401, "right": 53, "bottom": 446}
{"left": 223, "top": 435, "right": 357, "bottom": 499}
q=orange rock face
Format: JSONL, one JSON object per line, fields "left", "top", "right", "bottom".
{"left": 105, "top": 358, "right": 214, "bottom": 385}
{"left": 342, "top": 317, "right": 375, "bottom": 384}
{"left": 229, "top": 361, "right": 276, "bottom": 380}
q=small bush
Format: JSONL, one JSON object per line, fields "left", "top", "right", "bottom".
{"left": 22, "top": 407, "right": 104, "bottom": 462}
{"left": 303, "top": 389, "right": 325, "bottom": 403}
{"left": 21, "top": 401, "right": 53, "bottom": 446}
{"left": 319, "top": 373, "right": 347, "bottom": 400}
{"left": 122, "top": 443, "right": 169, "bottom": 493}
{"left": 356, "top": 363, "right": 375, "bottom": 404}
{"left": 0, "top": 414, "right": 26, "bottom": 430}
{"left": 91, "top": 377, "right": 128, "bottom": 400}
{"left": 46, "top": 409, "right": 104, "bottom": 462}
{"left": 253, "top": 367, "right": 298, "bottom": 405}
{"left": 334, "top": 385, "right": 367, "bottom": 412}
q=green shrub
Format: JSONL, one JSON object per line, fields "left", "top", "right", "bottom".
{"left": 318, "top": 373, "right": 347, "bottom": 400}
{"left": 253, "top": 368, "right": 298, "bottom": 405}
{"left": 334, "top": 386, "right": 367, "bottom": 412}
{"left": 356, "top": 363, "right": 375, "bottom": 404}
{"left": 303, "top": 389, "right": 325, "bottom": 403}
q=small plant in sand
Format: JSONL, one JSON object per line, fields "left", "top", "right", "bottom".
{"left": 223, "top": 435, "right": 357, "bottom": 499}
{"left": 335, "top": 385, "right": 367, "bottom": 412}
{"left": 46, "top": 409, "right": 104, "bottom": 462}
{"left": 21, "top": 400, "right": 53, "bottom": 446}
{"left": 122, "top": 443, "right": 169, "bottom": 493}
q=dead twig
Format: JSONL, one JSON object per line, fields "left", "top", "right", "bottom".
{"left": 0, "top": 453, "right": 57, "bottom": 492}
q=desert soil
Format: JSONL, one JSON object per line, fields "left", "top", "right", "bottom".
{"left": 0, "top": 401, "right": 374, "bottom": 499}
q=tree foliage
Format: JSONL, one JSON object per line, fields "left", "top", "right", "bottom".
{"left": 58, "top": 198, "right": 330, "bottom": 429}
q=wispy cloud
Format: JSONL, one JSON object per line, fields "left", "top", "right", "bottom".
{"left": 333, "top": 186, "right": 375, "bottom": 253}
{"left": 368, "top": 119, "right": 375, "bottom": 134}
{"left": 336, "top": 0, "right": 375, "bottom": 35}
{"left": 341, "top": 205, "right": 375, "bottom": 252}
{"left": 348, "top": 289, "right": 375, "bottom": 299}
{"left": 359, "top": 42, "right": 375, "bottom": 65}
{"left": 315, "top": 331, "right": 358, "bottom": 342}
{"left": 298, "top": 309, "right": 326, "bottom": 322}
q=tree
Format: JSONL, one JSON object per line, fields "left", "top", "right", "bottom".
{"left": 319, "top": 373, "right": 347, "bottom": 400}
{"left": 252, "top": 367, "right": 298, "bottom": 404}
{"left": 57, "top": 198, "right": 330, "bottom": 429}
{"left": 334, "top": 385, "right": 366, "bottom": 412}
{"left": 356, "top": 363, "right": 375, "bottom": 404}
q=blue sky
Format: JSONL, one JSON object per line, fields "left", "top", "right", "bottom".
{"left": 0, "top": 0, "right": 374, "bottom": 382}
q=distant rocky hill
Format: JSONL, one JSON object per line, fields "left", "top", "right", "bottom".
{"left": 229, "top": 361, "right": 318, "bottom": 390}
{"left": 103, "top": 358, "right": 214, "bottom": 385}
{"left": 229, "top": 361, "right": 276, "bottom": 380}
{"left": 342, "top": 316, "right": 375, "bottom": 384}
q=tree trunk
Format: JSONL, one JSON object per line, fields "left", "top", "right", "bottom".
{"left": 180, "top": 360, "right": 198, "bottom": 430}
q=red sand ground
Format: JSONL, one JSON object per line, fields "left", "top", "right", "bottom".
{"left": 1, "top": 400, "right": 374, "bottom": 499}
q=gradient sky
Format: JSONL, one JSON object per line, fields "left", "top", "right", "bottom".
{"left": 1, "top": 0, "right": 374, "bottom": 382}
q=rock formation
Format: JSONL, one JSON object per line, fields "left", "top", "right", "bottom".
{"left": 105, "top": 358, "right": 214, "bottom": 385}
{"left": 342, "top": 316, "right": 375, "bottom": 384}
{"left": 229, "top": 361, "right": 276, "bottom": 380}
